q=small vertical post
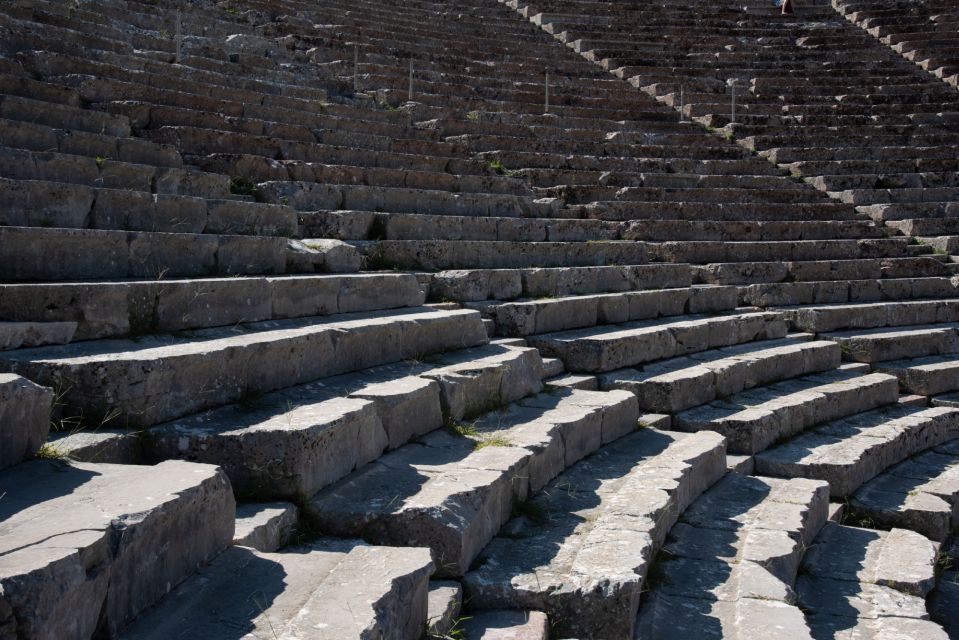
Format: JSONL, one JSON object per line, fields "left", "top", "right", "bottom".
{"left": 353, "top": 43, "right": 359, "bottom": 93}
{"left": 408, "top": 56, "right": 414, "bottom": 102}
{"left": 730, "top": 80, "right": 737, "bottom": 125}
{"left": 174, "top": 11, "right": 182, "bottom": 64}
{"left": 544, "top": 69, "right": 550, "bottom": 114}
{"left": 679, "top": 84, "right": 685, "bottom": 122}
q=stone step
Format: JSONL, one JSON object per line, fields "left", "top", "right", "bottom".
{"left": 0, "top": 226, "right": 292, "bottom": 281}
{"left": 876, "top": 352, "right": 959, "bottom": 395}
{"left": 461, "top": 610, "right": 549, "bottom": 640}
{"left": 741, "top": 277, "right": 959, "bottom": 307}
{"left": 527, "top": 310, "right": 788, "bottom": 373}
{"left": 599, "top": 335, "right": 841, "bottom": 413}
{"left": 0, "top": 273, "right": 426, "bottom": 343}
{"left": 426, "top": 580, "right": 463, "bottom": 638}
{"left": 812, "top": 171, "right": 957, "bottom": 193}
{"left": 426, "top": 263, "right": 691, "bottom": 303}
{"left": 932, "top": 391, "right": 959, "bottom": 408}
{"left": 755, "top": 402, "right": 959, "bottom": 497}
{"left": 623, "top": 218, "right": 884, "bottom": 242}
{"left": 541, "top": 357, "right": 565, "bottom": 378}
{"left": 860, "top": 200, "right": 959, "bottom": 222}
{"left": 469, "top": 285, "right": 738, "bottom": 337}
{"left": 770, "top": 145, "right": 958, "bottom": 165}
{"left": 118, "top": 541, "right": 434, "bottom": 640}
{"left": 0, "top": 145, "right": 224, "bottom": 197}
{"left": 233, "top": 502, "right": 299, "bottom": 552}
{"left": 634, "top": 473, "right": 830, "bottom": 640}
{"left": 0, "top": 459, "right": 234, "bottom": 639}
{"left": 146, "top": 122, "right": 466, "bottom": 164}
{"left": 43, "top": 426, "right": 139, "bottom": 463}
{"left": 781, "top": 298, "right": 959, "bottom": 332}
{"left": 0, "top": 115, "right": 182, "bottom": 168}
{"left": 887, "top": 216, "right": 959, "bottom": 236}
{"left": 590, "top": 200, "right": 863, "bottom": 223}
{"left": 822, "top": 322, "right": 959, "bottom": 363}
{"left": 300, "top": 210, "right": 619, "bottom": 243}
{"left": 674, "top": 366, "right": 900, "bottom": 455}
{"left": 0, "top": 177, "right": 297, "bottom": 237}
{"left": 833, "top": 186, "right": 959, "bottom": 206}
{"left": 931, "top": 535, "right": 959, "bottom": 636}
{"left": 797, "top": 522, "right": 947, "bottom": 639}
{"left": 0, "top": 307, "right": 487, "bottom": 429}
{"left": 584, "top": 185, "right": 828, "bottom": 207}
{"left": 918, "top": 235, "right": 959, "bottom": 256}
{"left": 307, "top": 387, "right": 639, "bottom": 577}
{"left": 544, "top": 372, "right": 599, "bottom": 390}
{"left": 463, "top": 429, "right": 726, "bottom": 638}
{"left": 353, "top": 239, "right": 648, "bottom": 271}
{"left": 848, "top": 438, "right": 959, "bottom": 541}
{"left": 702, "top": 257, "right": 955, "bottom": 287}
{"left": 257, "top": 179, "right": 545, "bottom": 220}
{"left": 0, "top": 93, "right": 130, "bottom": 137}
{"left": 651, "top": 239, "right": 910, "bottom": 264}
{"left": 148, "top": 343, "right": 543, "bottom": 500}
{"left": 0, "top": 373, "right": 53, "bottom": 470}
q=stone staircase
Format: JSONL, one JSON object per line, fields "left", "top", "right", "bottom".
{"left": 2, "top": 0, "right": 959, "bottom": 638}
{"left": 508, "top": 0, "right": 959, "bottom": 265}
{"left": 833, "top": 0, "right": 959, "bottom": 90}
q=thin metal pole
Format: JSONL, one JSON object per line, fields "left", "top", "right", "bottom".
{"left": 174, "top": 11, "right": 182, "bottom": 64}
{"left": 408, "top": 57, "right": 413, "bottom": 102}
{"left": 544, "top": 69, "right": 550, "bottom": 114}
{"left": 353, "top": 44, "right": 359, "bottom": 93}
{"left": 731, "top": 81, "right": 737, "bottom": 124}
{"left": 679, "top": 85, "right": 685, "bottom": 122}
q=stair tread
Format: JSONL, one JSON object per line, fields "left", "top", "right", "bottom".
{"left": 463, "top": 428, "right": 725, "bottom": 638}
{"left": 117, "top": 541, "right": 433, "bottom": 640}
{"left": 307, "top": 387, "right": 639, "bottom": 577}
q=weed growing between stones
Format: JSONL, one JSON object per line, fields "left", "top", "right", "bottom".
{"left": 473, "top": 435, "right": 511, "bottom": 450}
{"left": 446, "top": 420, "right": 479, "bottom": 438}
{"left": 33, "top": 442, "right": 68, "bottom": 461}
{"left": 229, "top": 176, "right": 258, "bottom": 196}
{"left": 488, "top": 158, "right": 507, "bottom": 175}
{"left": 427, "top": 615, "right": 471, "bottom": 640}
{"left": 839, "top": 501, "right": 876, "bottom": 530}
{"left": 935, "top": 549, "right": 955, "bottom": 577}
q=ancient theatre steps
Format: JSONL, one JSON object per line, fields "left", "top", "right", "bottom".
{"left": 463, "top": 428, "right": 726, "bottom": 637}
{"left": 0, "top": 373, "right": 53, "bottom": 469}
{"left": 847, "top": 438, "right": 959, "bottom": 541}
{"left": 635, "top": 473, "right": 831, "bottom": 639}
{"left": 673, "top": 365, "right": 900, "bottom": 455}
{"left": 468, "top": 284, "right": 737, "bottom": 337}
{"left": 307, "top": 387, "right": 640, "bottom": 577}
{"left": 0, "top": 272, "right": 426, "bottom": 345}
{"left": 797, "top": 522, "right": 947, "bottom": 639}
{"left": 148, "top": 341, "right": 544, "bottom": 500}
{"left": 0, "top": 306, "right": 489, "bottom": 428}
{"left": 527, "top": 309, "right": 788, "bottom": 373}
{"left": 0, "top": 459, "right": 235, "bottom": 639}
{"left": 118, "top": 541, "right": 434, "bottom": 640}
{"left": 877, "top": 353, "right": 959, "bottom": 396}
{"left": 781, "top": 299, "right": 959, "bottom": 333}
{"left": 597, "top": 335, "right": 842, "bottom": 414}
{"left": 755, "top": 402, "right": 959, "bottom": 497}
